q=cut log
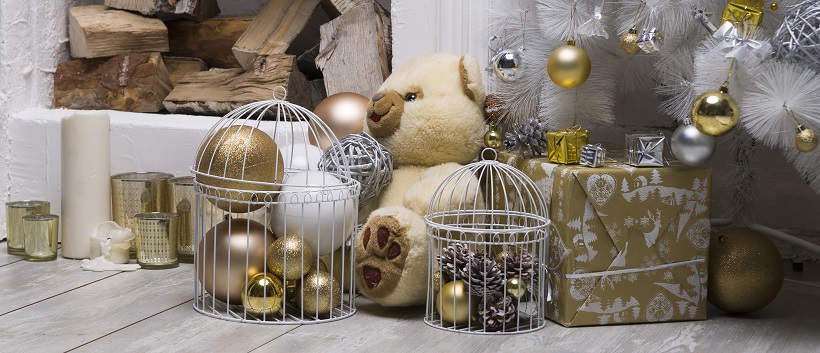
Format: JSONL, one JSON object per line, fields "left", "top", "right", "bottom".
{"left": 163, "top": 55, "right": 311, "bottom": 116}
{"left": 166, "top": 16, "right": 252, "bottom": 68}
{"left": 297, "top": 44, "right": 323, "bottom": 80}
{"left": 231, "top": 0, "right": 322, "bottom": 71}
{"left": 320, "top": 0, "right": 370, "bottom": 17}
{"left": 68, "top": 5, "right": 169, "bottom": 59}
{"left": 316, "top": 1, "right": 391, "bottom": 97}
{"left": 104, "top": 0, "right": 220, "bottom": 21}
{"left": 163, "top": 56, "right": 207, "bottom": 86}
{"left": 308, "top": 79, "right": 328, "bottom": 109}
{"left": 54, "top": 52, "right": 173, "bottom": 113}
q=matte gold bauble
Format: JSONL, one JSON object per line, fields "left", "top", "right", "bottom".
{"left": 691, "top": 85, "right": 740, "bottom": 137}
{"left": 795, "top": 125, "right": 818, "bottom": 152}
{"left": 197, "top": 218, "right": 275, "bottom": 304}
{"left": 620, "top": 28, "right": 642, "bottom": 55}
{"left": 708, "top": 228, "right": 784, "bottom": 314}
{"left": 242, "top": 273, "right": 284, "bottom": 316}
{"left": 320, "top": 245, "right": 354, "bottom": 291}
{"left": 506, "top": 277, "right": 528, "bottom": 299}
{"left": 298, "top": 271, "right": 342, "bottom": 315}
{"left": 267, "top": 235, "right": 313, "bottom": 280}
{"left": 196, "top": 125, "right": 285, "bottom": 213}
{"left": 435, "top": 281, "right": 475, "bottom": 325}
{"left": 484, "top": 129, "right": 503, "bottom": 149}
{"left": 310, "top": 92, "right": 369, "bottom": 150}
{"left": 547, "top": 41, "right": 592, "bottom": 89}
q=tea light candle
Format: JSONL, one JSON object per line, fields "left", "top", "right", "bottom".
{"left": 61, "top": 112, "right": 112, "bottom": 259}
{"left": 90, "top": 221, "right": 133, "bottom": 264}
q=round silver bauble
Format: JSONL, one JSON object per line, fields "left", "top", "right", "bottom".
{"left": 493, "top": 49, "right": 522, "bottom": 81}
{"left": 671, "top": 124, "right": 717, "bottom": 166}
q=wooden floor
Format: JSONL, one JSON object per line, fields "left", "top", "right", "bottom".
{"left": 1, "top": 242, "right": 819, "bottom": 353}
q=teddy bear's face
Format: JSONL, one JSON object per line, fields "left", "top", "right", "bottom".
{"left": 366, "top": 54, "right": 486, "bottom": 167}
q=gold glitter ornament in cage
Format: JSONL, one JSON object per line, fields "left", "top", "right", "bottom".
{"left": 193, "top": 87, "right": 360, "bottom": 325}
{"left": 424, "top": 149, "right": 550, "bottom": 334}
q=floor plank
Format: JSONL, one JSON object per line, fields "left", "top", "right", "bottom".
{"left": 0, "top": 264, "right": 193, "bottom": 353}
{"left": 0, "top": 254, "right": 116, "bottom": 315}
{"left": 71, "top": 301, "right": 296, "bottom": 352}
{"left": 0, "top": 242, "right": 25, "bottom": 267}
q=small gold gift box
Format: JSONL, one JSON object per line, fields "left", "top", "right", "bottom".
{"left": 547, "top": 126, "right": 588, "bottom": 164}
{"left": 722, "top": 0, "right": 765, "bottom": 35}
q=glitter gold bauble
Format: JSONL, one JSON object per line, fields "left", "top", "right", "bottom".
{"left": 242, "top": 273, "right": 284, "bottom": 316}
{"left": 197, "top": 218, "right": 275, "bottom": 304}
{"left": 795, "top": 125, "right": 818, "bottom": 152}
{"left": 298, "top": 271, "right": 342, "bottom": 315}
{"left": 484, "top": 129, "right": 503, "bottom": 149}
{"left": 708, "top": 228, "right": 784, "bottom": 314}
{"left": 320, "top": 245, "right": 354, "bottom": 291}
{"left": 547, "top": 41, "right": 592, "bottom": 89}
{"left": 506, "top": 277, "right": 528, "bottom": 299}
{"left": 196, "top": 125, "right": 285, "bottom": 213}
{"left": 431, "top": 271, "right": 444, "bottom": 293}
{"left": 435, "top": 281, "right": 475, "bottom": 325}
{"left": 620, "top": 28, "right": 642, "bottom": 55}
{"left": 691, "top": 85, "right": 740, "bottom": 137}
{"left": 267, "top": 235, "right": 313, "bottom": 280}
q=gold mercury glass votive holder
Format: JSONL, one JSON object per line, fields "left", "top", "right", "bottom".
{"left": 5, "top": 201, "right": 51, "bottom": 255}
{"left": 111, "top": 172, "right": 173, "bottom": 257}
{"left": 170, "top": 176, "right": 195, "bottom": 263}
{"left": 23, "top": 214, "right": 60, "bottom": 261}
{"left": 135, "top": 212, "right": 180, "bottom": 269}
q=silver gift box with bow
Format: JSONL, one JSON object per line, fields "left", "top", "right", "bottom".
{"left": 626, "top": 133, "right": 666, "bottom": 167}
{"left": 580, "top": 144, "right": 606, "bottom": 168}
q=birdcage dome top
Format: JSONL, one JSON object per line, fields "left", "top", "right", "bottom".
{"left": 424, "top": 150, "right": 549, "bottom": 242}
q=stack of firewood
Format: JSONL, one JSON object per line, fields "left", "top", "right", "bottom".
{"left": 54, "top": 0, "right": 391, "bottom": 115}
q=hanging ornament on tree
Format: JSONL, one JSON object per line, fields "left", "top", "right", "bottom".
{"left": 692, "top": 60, "right": 741, "bottom": 137}
{"left": 671, "top": 119, "right": 717, "bottom": 165}
{"left": 693, "top": 6, "right": 719, "bottom": 35}
{"left": 620, "top": 1, "right": 646, "bottom": 55}
{"left": 577, "top": 0, "right": 609, "bottom": 39}
{"left": 722, "top": 0, "right": 766, "bottom": 36}
{"left": 785, "top": 105, "right": 819, "bottom": 153}
{"left": 492, "top": 49, "right": 523, "bottom": 82}
{"left": 548, "top": 2, "right": 591, "bottom": 89}
{"left": 484, "top": 94, "right": 504, "bottom": 149}
{"left": 772, "top": 0, "right": 820, "bottom": 71}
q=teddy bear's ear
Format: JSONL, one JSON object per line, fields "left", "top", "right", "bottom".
{"left": 459, "top": 54, "right": 486, "bottom": 104}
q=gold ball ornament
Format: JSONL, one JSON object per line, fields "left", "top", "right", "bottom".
{"left": 267, "top": 235, "right": 314, "bottom": 280}
{"left": 770, "top": 2, "right": 779, "bottom": 10}
{"left": 795, "top": 125, "right": 818, "bottom": 152}
{"left": 691, "top": 85, "right": 740, "bottom": 137}
{"left": 242, "top": 273, "right": 284, "bottom": 316}
{"left": 435, "top": 281, "right": 475, "bottom": 325}
{"left": 484, "top": 129, "right": 504, "bottom": 149}
{"left": 310, "top": 92, "right": 369, "bottom": 150}
{"left": 708, "top": 228, "right": 784, "bottom": 314}
{"left": 505, "top": 277, "right": 528, "bottom": 299}
{"left": 298, "top": 271, "right": 342, "bottom": 315}
{"left": 196, "top": 125, "right": 285, "bottom": 213}
{"left": 547, "top": 41, "right": 592, "bottom": 89}
{"left": 620, "top": 28, "right": 642, "bottom": 55}
{"left": 196, "top": 218, "right": 275, "bottom": 304}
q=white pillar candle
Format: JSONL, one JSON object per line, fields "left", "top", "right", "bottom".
{"left": 61, "top": 112, "right": 112, "bottom": 259}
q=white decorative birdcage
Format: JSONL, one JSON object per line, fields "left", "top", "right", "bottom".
{"left": 424, "top": 150, "right": 550, "bottom": 334}
{"left": 192, "top": 87, "right": 360, "bottom": 324}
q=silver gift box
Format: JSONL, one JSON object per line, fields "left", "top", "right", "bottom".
{"left": 637, "top": 27, "right": 663, "bottom": 53}
{"left": 626, "top": 133, "right": 666, "bottom": 167}
{"left": 580, "top": 144, "right": 606, "bottom": 168}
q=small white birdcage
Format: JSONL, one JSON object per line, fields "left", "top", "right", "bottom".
{"left": 424, "top": 150, "right": 549, "bottom": 334}
{"left": 192, "top": 87, "right": 360, "bottom": 324}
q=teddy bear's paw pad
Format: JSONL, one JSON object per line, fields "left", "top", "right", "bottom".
{"left": 356, "top": 215, "right": 410, "bottom": 296}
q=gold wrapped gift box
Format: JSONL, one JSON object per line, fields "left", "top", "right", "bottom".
{"left": 547, "top": 126, "right": 588, "bottom": 164}
{"left": 500, "top": 152, "right": 711, "bottom": 327}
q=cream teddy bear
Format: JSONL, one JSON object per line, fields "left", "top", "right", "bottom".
{"left": 356, "top": 53, "right": 486, "bottom": 306}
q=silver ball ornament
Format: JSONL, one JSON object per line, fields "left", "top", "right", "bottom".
{"left": 493, "top": 49, "right": 522, "bottom": 82}
{"left": 319, "top": 132, "right": 393, "bottom": 207}
{"left": 671, "top": 124, "right": 716, "bottom": 166}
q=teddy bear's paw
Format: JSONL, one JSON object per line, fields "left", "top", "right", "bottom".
{"left": 356, "top": 214, "right": 409, "bottom": 298}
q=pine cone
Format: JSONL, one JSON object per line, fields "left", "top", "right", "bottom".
{"left": 437, "top": 243, "right": 472, "bottom": 280}
{"left": 478, "top": 293, "right": 518, "bottom": 332}
{"left": 504, "top": 118, "right": 548, "bottom": 157}
{"left": 462, "top": 252, "right": 505, "bottom": 297}
{"left": 497, "top": 250, "right": 540, "bottom": 292}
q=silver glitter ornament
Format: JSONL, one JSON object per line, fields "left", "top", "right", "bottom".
{"left": 772, "top": 0, "right": 820, "bottom": 70}
{"left": 319, "top": 132, "right": 393, "bottom": 207}
{"left": 492, "top": 49, "right": 523, "bottom": 82}
{"left": 671, "top": 122, "right": 716, "bottom": 166}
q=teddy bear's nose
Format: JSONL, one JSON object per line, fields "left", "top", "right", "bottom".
{"left": 371, "top": 93, "right": 386, "bottom": 102}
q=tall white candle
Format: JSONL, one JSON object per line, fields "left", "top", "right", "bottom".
{"left": 61, "top": 112, "right": 112, "bottom": 259}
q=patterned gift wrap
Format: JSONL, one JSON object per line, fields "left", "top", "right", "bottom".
{"left": 547, "top": 126, "right": 588, "bottom": 164}
{"left": 499, "top": 152, "right": 711, "bottom": 327}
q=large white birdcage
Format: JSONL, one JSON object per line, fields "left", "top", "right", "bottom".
{"left": 424, "top": 150, "right": 550, "bottom": 334}
{"left": 192, "top": 87, "right": 360, "bottom": 324}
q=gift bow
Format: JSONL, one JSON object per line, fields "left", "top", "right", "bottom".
{"left": 709, "top": 22, "right": 771, "bottom": 63}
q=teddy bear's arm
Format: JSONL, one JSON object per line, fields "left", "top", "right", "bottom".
{"left": 402, "top": 162, "right": 483, "bottom": 216}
